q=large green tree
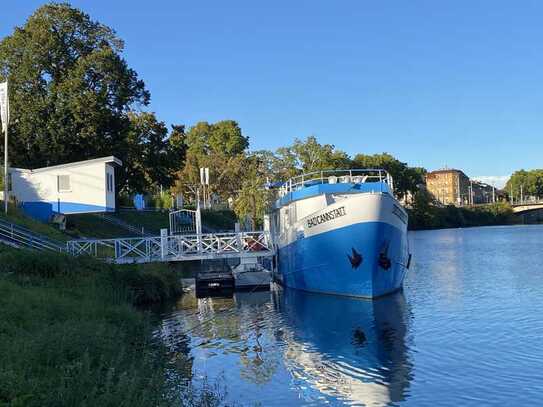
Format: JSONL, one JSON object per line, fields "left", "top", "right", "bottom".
{"left": 233, "top": 154, "right": 273, "bottom": 229}
{"left": 0, "top": 3, "right": 149, "bottom": 176}
{"left": 175, "top": 120, "right": 248, "bottom": 201}
{"left": 352, "top": 153, "right": 425, "bottom": 199}
{"left": 253, "top": 136, "right": 351, "bottom": 183}
{"left": 123, "top": 112, "right": 180, "bottom": 193}
{"left": 291, "top": 136, "right": 350, "bottom": 173}
{"left": 505, "top": 169, "right": 543, "bottom": 200}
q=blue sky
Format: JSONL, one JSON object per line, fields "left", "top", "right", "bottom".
{"left": 3, "top": 1, "right": 543, "bottom": 186}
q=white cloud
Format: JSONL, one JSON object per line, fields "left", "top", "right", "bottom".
{"left": 472, "top": 175, "right": 510, "bottom": 189}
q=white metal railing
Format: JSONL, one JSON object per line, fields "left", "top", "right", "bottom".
{"left": 0, "top": 219, "right": 65, "bottom": 253}
{"left": 278, "top": 169, "right": 394, "bottom": 197}
{"left": 66, "top": 231, "right": 273, "bottom": 264}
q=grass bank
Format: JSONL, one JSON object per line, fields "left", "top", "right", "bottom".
{"left": 0, "top": 205, "right": 69, "bottom": 242}
{"left": 66, "top": 213, "right": 136, "bottom": 239}
{"left": 201, "top": 209, "right": 237, "bottom": 231}
{"left": 0, "top": 248, "right": 184, "bottom": 406}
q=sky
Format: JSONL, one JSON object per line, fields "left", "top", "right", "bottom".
{"left": 3, "top": 1, "right": 543, "bottom": 188}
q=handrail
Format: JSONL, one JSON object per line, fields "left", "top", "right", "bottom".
{"left": 66, "top": 231, "right": 274, "bottom": 263}
{"left": 97, "top": 213, "right": 150, "bottom": 236}
{"left": 0, "top": 219, "right": 65, "bottom": 252}
{"left": 278, "top": 168, "right": 394, "bottom": 196}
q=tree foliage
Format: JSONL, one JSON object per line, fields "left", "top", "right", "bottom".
{"left": 174, "top": 120, "right": 248, "bottom": 202}
{"left": 352, "top": 153, "right": 425, "bottom": 199}
{"left": 291, "top": 136, "right": 350, "bottom": 173}
{"left": 233, "top": 154, "right": 272, "bottom": 229}
{"left": 123, "top": 112, "right": 180, "bottom": 193}
{"left": 0, "top": 3, "right": 191, "bottom": 195}
{"left": 0, "top": 4, "right": 150, "bottom": 169}
{"left": 505, "top": 169, "right": 543, "bottom": 199}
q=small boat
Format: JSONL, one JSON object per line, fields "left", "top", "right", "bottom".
{"left": 231, "top": 257, "right": 271, "bottom": 290}
{"left": 267, "top": 169, "right": 410, "bottom": 299}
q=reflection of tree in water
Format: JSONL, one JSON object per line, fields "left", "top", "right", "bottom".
{"left": 163, "top": 291, "right": 281, "bottom": 386}
{"left": 237, "top": 308, "right": 281, "bottom": 385}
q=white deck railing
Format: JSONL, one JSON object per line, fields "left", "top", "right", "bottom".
{"left": 278, "top": 169, "right": 394, "bottom": 197}
{"left": 66, "top": 231, "right": 274, "bottom": 264}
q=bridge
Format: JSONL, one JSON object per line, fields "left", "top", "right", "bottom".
{"left": 66, "top": 231, "right": 274, "bottom": 264}
{"left": 511, "top": 200, "right": 543, "bottom": 213}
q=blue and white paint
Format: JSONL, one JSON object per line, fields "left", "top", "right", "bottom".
{"left": 7, "top": 156, "right": 121, "bottom": 216}
{"left": 269, "top": 173, "right": 410, "bottom": 299}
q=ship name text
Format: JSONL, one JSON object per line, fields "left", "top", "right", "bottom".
{"left": 307, "top": 206, "right": 347, "bottom": 228}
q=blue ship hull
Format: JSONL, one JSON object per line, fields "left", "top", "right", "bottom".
{"left": 277, "top": 221, "right": 408, "bottom": 298}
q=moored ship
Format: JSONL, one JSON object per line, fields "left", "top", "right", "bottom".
{"left": 268, "top": 169, "right": 410, "bottom": 298}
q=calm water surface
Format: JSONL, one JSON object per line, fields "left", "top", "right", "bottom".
{"left": 156, "top": 225, "right": 543, "bottom": 406}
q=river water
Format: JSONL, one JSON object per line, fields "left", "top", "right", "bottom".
{"left": 156, "top": 225, "right": 543, "bottom": 406}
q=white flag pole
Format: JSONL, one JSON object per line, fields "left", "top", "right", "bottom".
{"left": 0, "top": 81, "right": 8, "bottom": 214}
{"left": 3, "top": 114, "right": 7, "bottom": 214}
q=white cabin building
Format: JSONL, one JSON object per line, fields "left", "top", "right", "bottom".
{"left": 6, "top": 156, "right": 122, "bottom": 214}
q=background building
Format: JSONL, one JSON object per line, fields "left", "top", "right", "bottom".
{"left": 471, "top": 181, "right": 496, "bottom": 204}
{"left": 426, "top": 169, "right": 470, "bottom": 206}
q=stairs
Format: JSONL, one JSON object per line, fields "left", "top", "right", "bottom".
{"left": 95, "top": 213, "right": 155, "bottom": 236}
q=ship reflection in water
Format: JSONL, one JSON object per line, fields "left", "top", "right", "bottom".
{"left": 276, "top": 289, "right": 412, "bottom": 406}
{"left": 157, "top": 286, "right": 413, "bottom": 406}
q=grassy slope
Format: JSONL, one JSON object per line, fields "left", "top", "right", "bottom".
{"left": 66, "top": 214, "right": 136, "bottom": 239}
{"left": 118, "top": 209, "right": 237, "bottom": 233}
{"left": 116, "top": 210, "right": 169, "bottom": 234}
{"left": 0, "top": 249, "right": 183, "bottom": 406}
{"left": 1, "top": 206, "right": 238, "bottom": 243}
{"left": 0, "top": 206, "right": 69, "bottom": 242}
{"left": 201, "top": 209, "right": 237, "bottom": 231}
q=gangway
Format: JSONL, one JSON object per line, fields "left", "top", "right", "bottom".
{"left": 66, "top": 231, "right": 274, "bottom": 264}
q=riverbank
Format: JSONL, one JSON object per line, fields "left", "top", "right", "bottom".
{"left": 408, "top": 202, "right": 517, "bottom": 230}
{"left": 0, "top": 247, "right": 184, "bottom": 406}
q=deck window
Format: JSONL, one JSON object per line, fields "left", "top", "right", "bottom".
{"left": 57, "top": 175, "right": 71, "bottom": 192}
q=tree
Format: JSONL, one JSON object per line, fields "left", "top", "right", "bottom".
{"left": 0, "top": 3, "right": 149, "bottom": 172}
{"left": 408, "top": 188, "right": 438, "bottom": 229}
{"left": 122, "top": 112, "right": 175, "bottom": 193}
{"left": 291, "top": 136, "right": 350, "bottom": 173}
{"left": 233, "top": 154, "right": 273, "bottom": 229}
{"left": 505, "top": 169, "right": 543, "bottom": 200}
{"left": 352, "top": 153, "right": 424, "bottom": 199}
{"left": 174, "top": 120, "right": 248, "bottom": 202}
{"left": 167, "top": 124, "right": 187, "bottom": 176}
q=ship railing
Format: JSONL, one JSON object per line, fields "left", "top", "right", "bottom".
{"left": 279, "top": 169, "right": 394, "bottom": 196}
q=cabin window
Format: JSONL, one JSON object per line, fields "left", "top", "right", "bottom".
{"left": 57, "top": 175, "right": 71, "bottom": 192}
{"left": 7, "top": 173, "right": 12, "bottom": 192}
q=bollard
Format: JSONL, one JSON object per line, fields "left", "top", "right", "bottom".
{"left": 160, "top": 228, "right": 168, "bottom": 259}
